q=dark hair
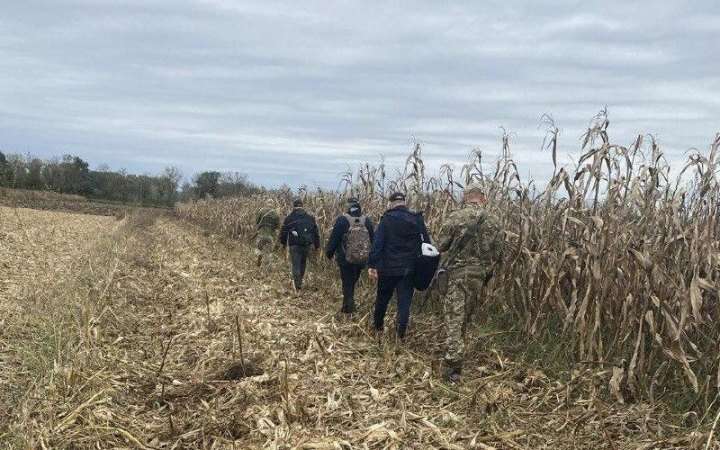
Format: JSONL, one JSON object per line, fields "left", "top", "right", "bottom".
{"left": 389, "top": 192, "right": 406, "bottom": 202}
{"left": 293, "top": 199, "right": 304, "bottom": 208}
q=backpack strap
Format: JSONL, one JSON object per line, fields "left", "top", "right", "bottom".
{"left": 344, "top": 213, "right": 364, "bottom": 226}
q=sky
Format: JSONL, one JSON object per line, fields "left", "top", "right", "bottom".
{"left": 0, "top": 0, "right": 718, "bottom": 188}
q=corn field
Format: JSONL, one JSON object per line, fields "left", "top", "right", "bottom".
{"left": 177, "top": 111, "right": 720, "bottom": 409}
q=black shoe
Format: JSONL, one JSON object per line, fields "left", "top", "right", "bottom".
{"left": 372, "top": 326, "right": 384, "bottom": 341}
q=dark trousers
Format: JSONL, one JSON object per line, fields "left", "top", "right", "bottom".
{"left": 339, "top": 263, "right": 362, "bottom": 313}
{"left": 373, "top": 274, "right": 415, "bottom": 338}
{"left": 289, "top": 245, "right": 310, "bottom": 289}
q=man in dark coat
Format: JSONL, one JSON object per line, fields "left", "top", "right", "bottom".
{"left": 368, "top": 192, "right": 431, "bottom": 339}
{"left": 280, "top": 199, "right": 320, "bottom": 290}
{"left": 325, "top": 198, "right": 375, "bottom": 317}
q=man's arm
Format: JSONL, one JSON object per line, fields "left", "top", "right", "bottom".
{"left": 418, "top": 214, "right": 432, "bottom": 244}
{"left": 365, "top": 216, "right": 375, "bottom": 242}
{"left": 326, "top": 216, "right": 350, "bottom": 259}
{"left": 437, "top": 221, "right": 457, "bottom": 253}
{"left": 279, "top": 215, "right": 291, "bottom": 248}
{"left": 368, "top": 218, "right": 385, "bottom": 270}
{"left": 312, "top": 217, "right": 321, "bottom": 250}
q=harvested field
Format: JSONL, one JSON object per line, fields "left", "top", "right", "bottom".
{"left": 1, "top": 206, "right": 716, "bottom": 449}
{"left": 0, "top": 206, "right": 115, "bottom": 303}
{"left": 0, "top": 187, "right": 164, "bottom": 217}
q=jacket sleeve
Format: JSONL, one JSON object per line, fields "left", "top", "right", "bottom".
{"left": 438, "top": 225, "right": 456, "bottom": 253}
{"left": 325, "top": 216, "right": 347, "bottom": 259}
{"left": 365, "top": 216, "right": 375, "bottom": 242}
{"left": 279, "top": 215, "right": 291, "bottom": 247}
{"left": 418, "top": 215, "right": 432, "bottom": 244}
{"left": 437, "top": 214, "right": 457, "bottom": 252}
{"left": 312, "top": 216, "right": 321, "bottom": 249}
{"left": 368, "top": 217, "right": 385, "bottom": 269}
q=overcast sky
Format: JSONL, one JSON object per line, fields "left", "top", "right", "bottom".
{"left": 1, "top": 1, "right": 718, "bottom": 188}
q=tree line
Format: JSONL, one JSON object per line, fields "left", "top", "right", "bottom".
{"left": 0, "top": 151, "right": 262, "bottom": 207}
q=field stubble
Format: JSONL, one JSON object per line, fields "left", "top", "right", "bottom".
{"left": 0, "top": 205, "right": 716, "bottom": 449}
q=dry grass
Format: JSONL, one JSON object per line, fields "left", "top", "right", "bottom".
{"left": 2, "top": 206, "right": 715, "bottom": 449}
{"left": 0, "top": 187, "right": 163, "bottom": 217}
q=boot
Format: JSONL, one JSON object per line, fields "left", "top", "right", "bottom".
{"left": 443, "top": 360, "right": 463, "bottom": 383}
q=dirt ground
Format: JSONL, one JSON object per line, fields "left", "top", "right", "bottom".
{"left": 0, "top": 207, "right": 714, "bottom": 449}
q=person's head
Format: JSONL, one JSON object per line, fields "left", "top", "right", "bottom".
{"left": 463, "top": 182, "right": 487, "bottom": 206}
{"left": 388, "top": 192, "right": 406, "bottom": 209}
{"left": 346, "top": 197, "right": 362, "bottom": 215}
{"left": 293, "top": 198, "right": 304, "bottom": 208}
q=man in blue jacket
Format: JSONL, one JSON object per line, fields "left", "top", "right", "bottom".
{"left": 280, "top": 199, "right": 320, "bottom": 290}
{"left": 368, "top": 192, "right": 431, "bottom": 339}
{"left": 325, "top": 198, "right": 375, "bottom": 317}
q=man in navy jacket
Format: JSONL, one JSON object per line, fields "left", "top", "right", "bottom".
{"left": 368, "top": 192, "right": 431, "bottom": 339}
{"left": 325, "top": 198, "right": 375, "bottom": 316}
{"left": 280, "top": 199, "right": 320, "bottom": 290}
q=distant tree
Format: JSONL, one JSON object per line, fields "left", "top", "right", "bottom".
{"left": 6, "top": 154, "right": 26, "bottom": 188}
{"left": 43, "top": 157, "right": 63, "bottom": 192}
{"left": 0, "top": 149, "right": 208, "bottom": 207}
{"left": 217, "top": 171, "right": 260, "bottom": 197}
{"left": 50, "top": 155, "right": 91, "bottom": 194}
{"left": 194, "top": 171, "right": 221, "bottom": 199}
{"left": 26, "top": 158, "right": 45, "bottom": 190}
{"left": 0, "top": 151, "right": 9, "bottom": 187}
{"left": 158, "top": 166, "right": 182, "bottom": 206}
{"left": 179, "top": 181, "right": 194, "bottom": 202}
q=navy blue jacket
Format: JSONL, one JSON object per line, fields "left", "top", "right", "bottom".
{"left": 368, "top": 206, "right": 431, "bottom": 276}
{"left": 325, "top": 210, "right": 375, "bottom": 266}
{"left": 280, "top": 208, "right": 320, "bottom": 249}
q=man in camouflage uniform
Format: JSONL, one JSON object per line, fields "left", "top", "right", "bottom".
{"left": 437, "top": 182, "right": 504, "bottom": 382}
{"left": 255, "top": 205, "right": 281, "bottom": 267}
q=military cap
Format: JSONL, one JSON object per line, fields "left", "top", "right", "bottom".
{"left": 464, "top": 181, "right": 484, "bottom": 194}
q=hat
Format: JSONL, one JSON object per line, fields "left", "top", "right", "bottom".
{"left": 293, "top": 199, "right": 304, "bottom": 208}
{"left": 464, "top": 181, "right": 484, "bottom": 194}
{"left": 389, "top": 192, "right": 406, "bottom": 202}
{"left": 346, "top": 197, "right": 359, "bottom": 205}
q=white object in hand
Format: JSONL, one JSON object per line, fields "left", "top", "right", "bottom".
{"left": 421, "top": 243, "right": 440, "bottom": 257}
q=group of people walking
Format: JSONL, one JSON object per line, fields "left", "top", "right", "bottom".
{"left": 253, "top": 182, "right": 504, "bottom": 382}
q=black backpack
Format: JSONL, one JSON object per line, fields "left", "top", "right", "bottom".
{"left": 292, "top": 215, "right": 315, "bottom": 246}
{"left": 412, "top": 213, "right": 440, "bottom": 291}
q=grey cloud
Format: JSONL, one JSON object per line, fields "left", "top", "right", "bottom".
{"left": 0, "top": 0, "right": 718, "bottom": 188}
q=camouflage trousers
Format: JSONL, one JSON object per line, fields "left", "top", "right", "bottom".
{"left": 254, "top": 231, "right": 276, "bottom": 266}
{"left": 443, "top": 268, "right": 487, "bottom": 365}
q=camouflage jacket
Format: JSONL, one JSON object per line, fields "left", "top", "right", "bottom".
{"left": 438, "top": 205, "right": 504, "bottom": 273}
{"left": 256, "top": 208, "right": 280, "bottom": 234}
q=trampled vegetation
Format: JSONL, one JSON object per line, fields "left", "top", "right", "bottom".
{"left": 178, "top": 110, "right": 720, "bottom": 411}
